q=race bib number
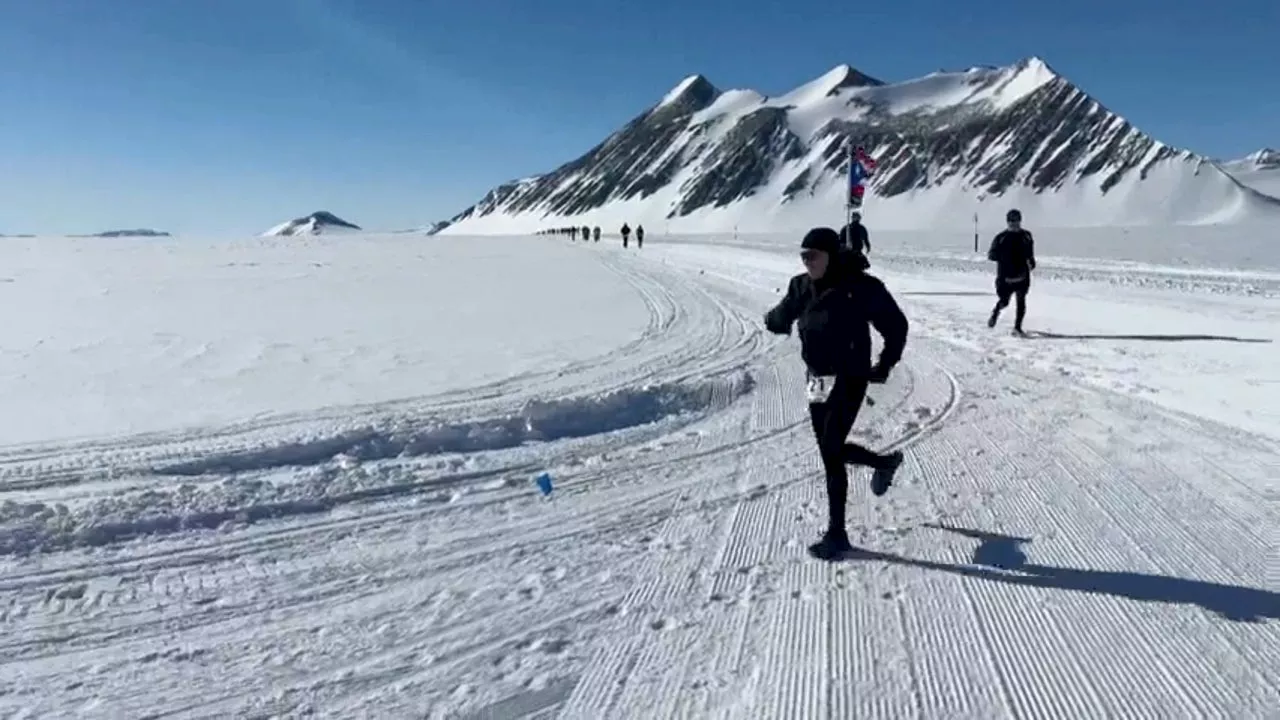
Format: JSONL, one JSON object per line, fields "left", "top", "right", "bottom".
{"left": 806, "top": 375, "right": 837, "bottom": 403}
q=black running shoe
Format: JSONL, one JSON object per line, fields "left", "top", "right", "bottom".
{"left": 871, "top": 451, "right": 904, "bottom": 496}
{"left": 807, "top": 528, "right": 854, "bottom": 560}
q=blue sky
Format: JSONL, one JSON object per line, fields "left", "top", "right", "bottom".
{"left": 1, "top": 0, "right": 1276, "bottom": 235}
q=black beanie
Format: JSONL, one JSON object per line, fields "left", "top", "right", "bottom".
{"left": 801, "top": 227, "right": 841, "bottom": 254}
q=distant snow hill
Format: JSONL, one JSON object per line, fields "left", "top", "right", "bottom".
{"left": 440, "top": 56, "right": 1280, "bottom": 235}
{"left": 263, "top": 211, "right": 362, "bottom": 237}
{"left": 1220, "top": 148, "right": 1280, "bottom": 200}
{"left": 69, "top": 229, "right": 171, "bottom": 238}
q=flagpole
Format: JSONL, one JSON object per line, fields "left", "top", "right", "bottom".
{"left": 845, "top": 139, "right": 877, "bottom": 252}
{"left": 845, "top": 139, "right": 854, "bottom": 242}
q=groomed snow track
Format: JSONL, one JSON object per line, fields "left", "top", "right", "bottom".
{"left": 1, "top": 242, "right": 1276, "bottom": 719}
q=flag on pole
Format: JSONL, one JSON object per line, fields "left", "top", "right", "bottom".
{"left": 847, "top": 145, "right": 877, "bottom": 206}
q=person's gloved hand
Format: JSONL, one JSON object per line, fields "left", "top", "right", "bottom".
{"left": 763, "top": 310, "right": 790, "bottom": 336}
{"left": 867, "top": 362, "right": 892, "bottom": 384}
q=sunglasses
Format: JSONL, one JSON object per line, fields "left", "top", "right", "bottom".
{"left": 800, "top": 249, "right": 823, "bottom": 262}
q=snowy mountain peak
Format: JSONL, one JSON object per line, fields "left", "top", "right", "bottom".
{"left": 776, "top": 63, "right": 885, "bottom": 105}
{"left": 1016, "top": 55, "right": 1058, "bottom": 78}
{"left": 263, "top": 211, "right": 361, "bottom": 237}
{"left": 442, "top": 56, "right": 1280, "bottom": 234}
{"left": 1245, "top": 148, "right": 1279, "bottom": 167}
{"left": 657, "top": 74, "right": 720, "bottom": 112}
{"left": 820, "top": 63, "right": 884, "bottom": 91}
{"left": 1220, "top": 148, "right": 1280, "bottom": 198}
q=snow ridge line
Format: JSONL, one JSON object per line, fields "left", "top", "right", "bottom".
{"left": 0, "top": 375, "right": 753, "bottom": 557}
{"left": 153, "top": 375, "right": 750, "bottom": 476}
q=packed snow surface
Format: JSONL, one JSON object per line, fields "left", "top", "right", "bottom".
{"left": 0, "top": 234, "right": 649, "bottom": 446}
{"left": 1, "top": 226, "right": 1276, "bottom": 718}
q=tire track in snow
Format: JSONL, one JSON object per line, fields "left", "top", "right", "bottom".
{"left": 0, "top": 246, "right": 758, "bottom": 495}
{"left": 551, "top": 245, "right": 966, "bottom": 719}
{"left": 5, "top": 242, "right": 834, "bottom": 717}
{"left": 12, "top": 240, "right": 1275, "bottom": 718}
{"left": 531, "top": 253, "right": 964, "bottom": 719}
{"left": 969, "top": 422, "right": 1242, "bottom": 716}
{"left": 0, "top": 249, "right": 779, "bottom": 716}
{"left": 868, "top": 339, "right": 1278, "bottom": 717}
{"left": 551, "top": 340, "right": 961, "bottom": 719}
{"left": 556, "top": 359, "right": 803, "bottom": 718}
{"left": 0, "top": 247, "right": 770, "bottom": 562}
{"left": 554, "top": 244, "right": 1274, "bottom": 719}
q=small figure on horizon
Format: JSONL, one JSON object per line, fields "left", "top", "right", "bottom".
{"left": 621, "top": 223, "right": 631, "bottom": 248}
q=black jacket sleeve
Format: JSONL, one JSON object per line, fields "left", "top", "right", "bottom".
{"left": 764, "top": 275, "right": 806, "bottom": 335}
{"left": 1025, "top": 231, "right": 1036, "bottom": 270}
{"left": 864, "top": 276, "right": 908, "bottom": 369}
{"left": 986, "top": 232, "right": 1003, "bottom": 262}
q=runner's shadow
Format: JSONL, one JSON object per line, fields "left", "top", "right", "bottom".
{"left": 922, "top": 523, "right": 1032, "bottom": 569}
{"left": 841, "top": 524, "right": 1276, "bottom": 623}
{"left": 1024, "top": 331, "right": 1271, "bottom": 343}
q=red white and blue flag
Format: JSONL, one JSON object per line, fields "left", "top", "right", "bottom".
{"left": 848, "top": 145, "right": 877, "bottom": 204}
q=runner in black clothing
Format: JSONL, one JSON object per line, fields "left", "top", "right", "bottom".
{"left": 841, "top": 212, "right": 870, "bottom": 254}
{"left": 987, "top": 209, "right": 1037, "bottom": 335}
{"left": 764, "top": 226, "right": 908, "bottom": 560}
{"left": 636, "top": 225, "right": 644, "bottom": 248}
{"left": 620, "top": 223, "right": 631, "bottom": 248}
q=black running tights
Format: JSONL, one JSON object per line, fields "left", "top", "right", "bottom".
{"left": 808, "top": 376, "right": 892, "bottom": 531}
{"left": 995, "top": 278, "right": 1030, "bottom": 328}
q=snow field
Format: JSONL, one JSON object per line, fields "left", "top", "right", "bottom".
{"left": 0, "top": 234, "right": 650, "bottom": 447}
{"left": 1, "top": 229, "right": 1277, "bottom": 718}
{"left": 651, "top": 236, "right": 1280, "bottom": 442}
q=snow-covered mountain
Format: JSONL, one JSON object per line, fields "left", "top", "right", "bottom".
{"left": 88, "top": 229, "right": 171, "bottom": 238}
{"left": 263, "top": 211, "right": 361, "bottom": 237}
{"left": 1220, "top": 148, "right": 1280, "bottom": 199}
{"left": 442, "top": 57, "right": 1280, "bottom": 235}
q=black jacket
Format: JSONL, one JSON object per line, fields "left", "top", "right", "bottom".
{"left": 763, "top": 251, "right": 908, "bottom": 376}
{"left": 988, "top": 229, "right": 1036, "bottom": 280}
{"left": 841, "top": 222, "right": 870, "bottom": 253}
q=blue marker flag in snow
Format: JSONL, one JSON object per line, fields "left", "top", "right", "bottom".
{"left": 534, "top": 472, "right": 554, "bottom": 496}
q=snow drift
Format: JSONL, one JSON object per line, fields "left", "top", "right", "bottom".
{"left": 441, "top": 57, "right": 1280, "bottom": 234}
